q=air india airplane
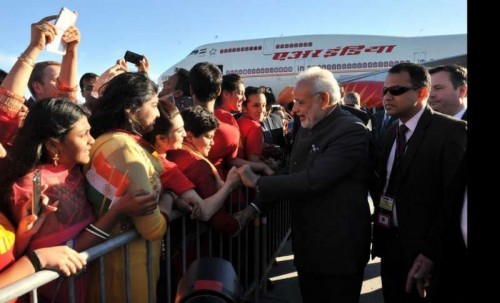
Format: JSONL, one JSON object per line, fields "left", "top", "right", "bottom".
{"left": 158, "top": 34, "right": 466, "bottom": 108}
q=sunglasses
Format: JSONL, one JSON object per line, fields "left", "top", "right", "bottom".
{"left": 382, "top": 86, "right": 417, "bottom": 96}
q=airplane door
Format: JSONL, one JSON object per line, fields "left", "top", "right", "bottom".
{"left": 295, "top": 60, "right": 305, "bottom": 73}
{"left": 414, "top": 52, "right": 426, "bottom": 63}
{"left": 263, "top": 39, "right": 275, "bottom": 55}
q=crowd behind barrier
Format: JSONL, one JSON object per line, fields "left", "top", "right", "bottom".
{"left": 0, "top": 186, "right": 291, "bottom": 303}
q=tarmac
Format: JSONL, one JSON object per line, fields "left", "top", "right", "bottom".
{"left": 256, "top": 240, "right": 383, "bottom": 303}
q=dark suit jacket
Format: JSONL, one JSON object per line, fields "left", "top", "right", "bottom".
{"left": 372, "top": 106, "right": 467, "bottom": 263}
{"left": 261, "top": 113, "right": 286, "bottom": 147}
{"left": 371, "top": 110, "right": 397, "bottom": 151}
{"left": 254, "top": 105, "right": 372, "bottom": 276}
{"left": 430, "top": 151, "right": 467, "bottom": 302}
{"left": 341, "top": 105, "right": 370, "bottom": 125}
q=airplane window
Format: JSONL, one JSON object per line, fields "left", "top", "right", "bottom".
{"left": 347, "top": 63, "right": 351, "bottom": 69}
{"left": 294, "top": 43, "right": 299, "bottom": 48}
{"left": 299, "top": 43, "right": 303, "bottom": 47}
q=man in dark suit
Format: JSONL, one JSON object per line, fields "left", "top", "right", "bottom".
{"left": 428, "top": 64, "right": 467, "bottom": 121}
{"left": 235, "top": 66, "right": 372, "bottom": 302}
{"left": 429, "top": 151, "right": 467, "bottom": 302}
{"left": 342, "top": 91, "right": 371, "bottom": 126}
{"left": 372, "top": 63, "right": 467, "bottom": 303}
{"left": 372, "top": 109, "right": 397, "bottom": 151}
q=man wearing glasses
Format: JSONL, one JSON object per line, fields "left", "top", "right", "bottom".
{"left": 372, "top": 63, "right": 466, "bottom": 302}
{"left": 235, "top": 66, "right": 372, "bottom": 302}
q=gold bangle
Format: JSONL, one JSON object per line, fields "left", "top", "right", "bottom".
{"left": 18, "top": 53, "right": 35, "bottom": 68}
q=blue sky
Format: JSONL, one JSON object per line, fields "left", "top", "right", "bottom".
{"left": 1, "top": 0, "right": 466, "bottom": 99}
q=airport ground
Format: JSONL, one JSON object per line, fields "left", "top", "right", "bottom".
{"left": 257, "top": 240, "right": 383, "bottom": 303}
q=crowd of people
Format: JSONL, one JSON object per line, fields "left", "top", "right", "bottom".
{"left": 1, "top": 13, "right": 467, "bottom": 303}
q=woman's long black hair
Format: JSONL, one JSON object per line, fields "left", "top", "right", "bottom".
{"left": 0, "top": 98, "right": 89, "bottom": 222}
{"left": 89, "top": 72, "right": 158, "bottom": 138}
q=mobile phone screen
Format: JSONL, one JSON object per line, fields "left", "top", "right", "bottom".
{"left": 32, "top": 170, "right": 42, "bottom": 216}
{"left": 46, "top": 7, "right": 78, "bottom": 55}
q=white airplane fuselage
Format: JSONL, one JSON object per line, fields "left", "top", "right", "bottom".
{"left": 159, "top": 34, "right": 466, "bottom": 108}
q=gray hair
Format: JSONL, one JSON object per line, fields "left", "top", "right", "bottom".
{"left": 344, "top": 92, "right": 361, "bottom": 107}
{"left": 295, "top": 66, "right": 341, "bottom": 105}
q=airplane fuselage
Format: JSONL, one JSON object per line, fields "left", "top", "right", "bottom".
{"left": 159, "top": 34, "right": 466, "bottom": 108}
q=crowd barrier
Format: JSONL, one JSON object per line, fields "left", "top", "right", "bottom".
{"left": 0, "top": 187, "right": 291, "bottom": 303}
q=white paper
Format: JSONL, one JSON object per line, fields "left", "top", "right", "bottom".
{"left": 46, "top": 7, "right": 78, "bottom": 55}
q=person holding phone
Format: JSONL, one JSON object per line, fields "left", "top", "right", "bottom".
{"left": 24, "top": 13, "right": 81, "bottom": 108}
{"left": 90, "top": 55, "right": 150, "bottom": 99}
{"left": 1, "top": 139, "right": 86, "bottom": 295}
{"left": 0, "top": 98, "right": 161, "bottom": 303}
{"left": 0, "top": 14, "right": 80, "bottom": 153}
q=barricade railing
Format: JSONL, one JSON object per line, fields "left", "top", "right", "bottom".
{"left": 0, "top": 187, "right": 291, "bottom": 303}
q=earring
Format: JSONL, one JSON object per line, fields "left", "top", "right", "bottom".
{"left": 53, "top": 153, "right": 59, "bottom": 166}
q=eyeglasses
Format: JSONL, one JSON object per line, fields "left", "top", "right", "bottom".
{"left": 382, "top": 86, "right": 417, "bottom": 96}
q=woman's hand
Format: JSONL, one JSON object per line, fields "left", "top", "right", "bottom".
{"left": 113, "top": 189, "right": 158, "bottom": 217}
{"left": 30, "top": 15, "right": 58, "bottom": 50}
{"left": 225, "top": 166, "right": 242, "bottom": 190}
{"left": 16, "top": 184, "right": 59, "bottom": 256}
{"left": 34, "top": 246, "right": 86, "bottom": 276}
{"left": 136, "top": 55, "right": 150, "bottom": 75}
{"left": 91, "top": 59, "right": 129, "bottom": 98}
{"left": 63, "top": 25, "right": 80, "bottom": 53}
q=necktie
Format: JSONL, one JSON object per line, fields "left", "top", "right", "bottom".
{"left": 395, "top": 124, "right": 408, "bottom": 164}
{"left": 382, "top": 114, "right": 391, "bottom": 130}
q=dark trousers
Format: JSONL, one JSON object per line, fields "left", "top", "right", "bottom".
{"left": 297, "top": 270, "right": 364, "bottom": 303}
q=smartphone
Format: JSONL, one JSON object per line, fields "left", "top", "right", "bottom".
{"left": 46, "top": 7, "right": 78, "bottom": 55}
{"left": 124, "top": 51, "right": 144, "bottom": 65}
{"left": 32, "top": 170, "right": 42, "bottom": 216}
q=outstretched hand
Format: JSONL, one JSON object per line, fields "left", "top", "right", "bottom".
{"left": 236, "top": 164, "right": 260, "bottom": 188}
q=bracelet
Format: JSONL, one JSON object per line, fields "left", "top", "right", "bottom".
{"left": 26, "top": 251, "right": 42, "bottom": 272}
{"left": 0, "top": 87, "right": 26, "bottom": 117}
{"left": 18, "top": 53, "right": 35, "bottom": 68}
{"left": 85, "top": 227, "right": 107, "bottom": 240}
{"left": 90, "top": 224, "right": 110, "bottom": 238}
{"left": 85, "top": 224, "right": 110, "bottom": 240}
{"left": 56, "top": 79, "right": 79, "bottom": 93}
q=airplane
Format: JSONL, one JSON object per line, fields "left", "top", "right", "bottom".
{"left": 158, "top": 34, "right": 466, "bottom": 109}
